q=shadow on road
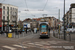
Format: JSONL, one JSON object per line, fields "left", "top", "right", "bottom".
{"left": 39, "top": 37, "right": 50, "bottom": 39}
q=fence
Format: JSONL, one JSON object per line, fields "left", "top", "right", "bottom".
{"left": 0, "top": 31, "right": 32, "bottom": 38}
{"left": 53, "top": 29, "right": 75, "bottom": 42}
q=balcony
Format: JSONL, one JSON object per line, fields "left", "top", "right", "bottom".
{"left": 12, "top": 14, "right": 17, "bottom": 17}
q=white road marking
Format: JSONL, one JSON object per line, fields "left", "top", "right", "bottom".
{"left": 24, "top": 44, "right": 36, "bottom": 47}
{"left": 2, "top": 46, "right": 16, "bottom": 50}
{"left": 28, "top": 43, "right": 34, "bottom": 45}
{"left": 13, "top": 45, "right": 27, "bottom": 48}
{"left": 35, "top": 42, "right": 40, "bottom": 43}
{"left": 34, "top": 44, "right": 43, "bottom": 46}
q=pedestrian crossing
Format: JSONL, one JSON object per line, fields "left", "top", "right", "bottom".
{"left": 2, "top": 46, "right": 16, "bottom": 50}
{"left": 1, "top": 40, "right": 70, "bottom": 50}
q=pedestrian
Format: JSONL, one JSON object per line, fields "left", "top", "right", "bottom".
{"left": 49, "top": 27, "right": 50, "bottom": 32}
{"left": 6, "top": 30, "right": 8, "bottom": 37}
{"left": 32, "top": 29, "right": 34, "bottom": 33}
{"left": 20, "top": 30, "right": 22, "bottom": 34}
{"left": 0, "top": 29, "right": 2, "bottom": 34}
{"left": 26, "top": 28, "right": 27, "bottom": 34}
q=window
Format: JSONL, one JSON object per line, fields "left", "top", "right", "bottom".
{"left": 15, "top": 12, "right": 17, "bottom": 15}
{"left": 3, "top": 11, "right": 5, "bottom": 15}
{"left": 10, "top": 11, "right": 12, "bottom": 14}
{"left": 7, "top": 16, "right": 8, "bottom": 19}
{"left": 13, "top": 8, "right": 14, "bottom": 10}
{"left": 7, "top": 11, "right": 8, "bottom": 15}
{"left": 3, "top": 16, "right": 5, "bottom": 20}
{"left": 10, "top": 7, "right": 12, "bottom": 10}
{"left": 40, "top": 25, "right": 47, "bottom": 32}
{"left": 3, "top": 6, "right": 5, "bottom": 9}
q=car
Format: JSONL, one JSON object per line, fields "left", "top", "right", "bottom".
{"left": 27, "top": 29, "right": 31, "bottom": 32}
{"left": 66, "top": 28, "right": 75, "bottom": 33}
{"left": 22, "top": 30, "right": 25, "bottom": 32}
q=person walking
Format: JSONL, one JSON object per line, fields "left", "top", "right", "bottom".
{"left": 6, "top": 30, "right": 8, "bottom": 37}
{"left": 26, "top": 28, "right": 27, "bottom": 34}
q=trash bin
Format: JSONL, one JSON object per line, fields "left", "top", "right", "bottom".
{"left": 8, "top": 33, "right": 12, "bottom": 38}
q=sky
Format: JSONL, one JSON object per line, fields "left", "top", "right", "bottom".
{"left": 0, "top": 0, "right": 75, "bottom": 21}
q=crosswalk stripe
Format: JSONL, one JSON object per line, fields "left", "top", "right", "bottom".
{"left": 24, "top": 44, "right": 36, "bottom": 47}
{"left": 34, "top": 44, "right": 43, "bottom": 46}
{"left": 2, "top": 46, "right": 16, "bottom": 50}
{"left": 28, "top": 43, "right": 34, "bottom": 45}
{"left": 13, "top": 45, "right": 27, "bottom": 48}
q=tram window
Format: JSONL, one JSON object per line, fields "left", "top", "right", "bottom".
{"left": 40, "top": 25, "right": 47, "bottom": 32}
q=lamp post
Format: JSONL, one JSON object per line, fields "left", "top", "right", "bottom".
{"left": 7, "top": 7, "right": 9, "bottom": 33}
{"left": 58, "top": 9, "right": 60, "bottom": 39}
{"left": 64, "top": 0, "right": 66, "bottom": 40}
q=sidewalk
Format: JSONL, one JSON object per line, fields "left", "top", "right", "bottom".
{"left": 53, "top": 30, "right": 75, "bottom": 43}
{"left": 0, "top": 32, "right": 32, "bottom": 41}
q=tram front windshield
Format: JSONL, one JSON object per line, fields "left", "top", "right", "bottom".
{"left": 40, "top": 25, "right": 47, "bottom": 32}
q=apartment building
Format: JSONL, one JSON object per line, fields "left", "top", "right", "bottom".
{"left": 0, "top": 3, "right": 18, "bottom": 31}
{"left": 63, "top": 3, "right": 75, "bottom": 27}
{"left": 39, "top": 17, "right": 61, "bottom": 29}
{"left": 69, "top": 3, "right": 75, "bottom": 23}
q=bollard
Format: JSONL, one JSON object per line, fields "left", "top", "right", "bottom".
{"left": 69, "top": 33, "right": 71, "bottom": 41}
{"left": 5, "top": 33, "right": 6, "bottom": 37}
{"left": 23, "top": 32, "right": 24, "bottom": 37}
{"left": 18, "top": 33, "right": 20, "bottom": 38}
{"left": 14, "top": 33, "right": 16, "bottom": 38}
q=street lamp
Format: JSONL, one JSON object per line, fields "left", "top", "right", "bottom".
{"left": 53, "top": 7, "right": 60, "bottom": 38}
{"left": 64, "top": 0, "right": 66, "bottom": 40}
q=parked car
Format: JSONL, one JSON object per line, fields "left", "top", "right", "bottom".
{"left": 27, "top": 29, "right": 31, "bottom": 32}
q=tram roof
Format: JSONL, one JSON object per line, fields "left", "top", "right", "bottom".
{"left": 39, "top": 22, "right": 48, "bottom": 24}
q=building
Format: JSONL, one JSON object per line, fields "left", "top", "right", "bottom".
{"left": 63, "top": 3, "right": 75, "bottom": 28}
{"left": 18, "top": 19, "right": 23, "bottom": 29}
{"left": 0, "top": 3, "right": 18, "bottom": 31}
{"left": 39, "top": 17, "right": 61, "bottom": 29}
{"left": 69, "top": 3, "right": 75, "bottom": 23}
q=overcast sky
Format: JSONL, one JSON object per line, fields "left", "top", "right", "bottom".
{"left": 0, "top": 0, "right": 75, "bottom": 21}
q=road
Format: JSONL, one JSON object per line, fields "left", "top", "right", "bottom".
{"left": 0, "top": 31, "right": 75, "bottom": 50}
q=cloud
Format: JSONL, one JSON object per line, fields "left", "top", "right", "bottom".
{"left": 0, "top": 0, "right": 74, "bottom": 21}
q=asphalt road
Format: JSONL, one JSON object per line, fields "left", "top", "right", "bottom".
{"left": 0, "top": 31, "right": 75, "bottom": 50}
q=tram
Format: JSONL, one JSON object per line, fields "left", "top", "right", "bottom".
{"left": 39, "top": 22, "right": 50, "bottom": 38}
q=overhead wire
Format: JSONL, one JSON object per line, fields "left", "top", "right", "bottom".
{"left": 24, "top": 0, "right": 48, "bottom": 17}
{"left": 24, "top": 0, "right": 28, "bottom": 10}
{"left": 42, "top": 0, "right": 48, "bottom": 11}
{"left": 24, "top": 0, "right": 36, "bottom": 17}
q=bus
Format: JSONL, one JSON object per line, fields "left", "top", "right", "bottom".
{"left": 39, "top": 22, "right": 50, "bottom": 38}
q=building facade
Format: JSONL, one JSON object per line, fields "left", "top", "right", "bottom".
{"left": 0, "top": 3, "right": 18, "bottom": 31}
{"left": 63, "top": 3, "right": 75, "bottom": 28}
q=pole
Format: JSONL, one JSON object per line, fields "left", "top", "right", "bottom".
{"left": 64, "top": 0, "right": 66, "bottom": 40}
{"left": 59, "top": 9, "right": 60, "bottom": 38}
{"left": 7, "top": 7, "right": 9, "bottom": 33}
